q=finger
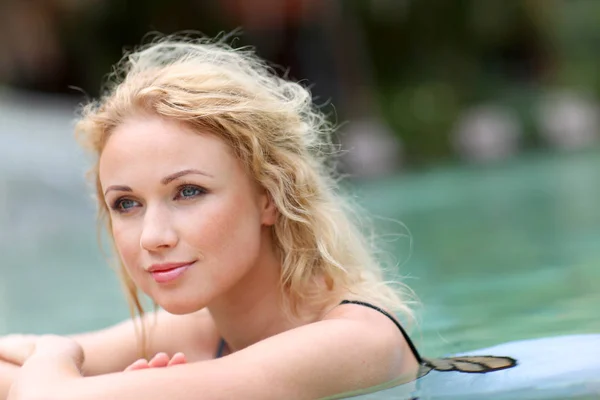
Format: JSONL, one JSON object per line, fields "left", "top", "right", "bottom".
{"left": 167, "top": 352, "right": 187, "bottom": 366}
{"left": 0, "top": 335, "right": 35, "bottom": 365}
{"left": 125, "top": 359, "right": 149, "bottom": 372}
{"left": 0, "top": 339, "right": 18, "bottom": 364}
{"left": 124, "top": 358, "right": 149, "bottom": 372}
{"left": 148, "top": 352, "right": 170, "bottom": 368}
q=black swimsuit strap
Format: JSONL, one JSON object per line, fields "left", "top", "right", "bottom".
{"left": 340, "top": 299, "right": 423, "bottom": 364}
{"left": 215, "top": 337, "right": 227, "bottom": 359}
{"left": 214, "top": 300, "right": 423, "bottom": 364}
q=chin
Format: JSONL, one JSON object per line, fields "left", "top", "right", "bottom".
{"left": 154, "top": 294, "right": 205, "bottom": 315}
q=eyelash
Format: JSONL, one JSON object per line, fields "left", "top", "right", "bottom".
{"left": 110, "top": 184, "right": 207, "bottom": 213}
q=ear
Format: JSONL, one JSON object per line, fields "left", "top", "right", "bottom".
{"left": 260, "top": 191, "right": 278, "bottom": 226}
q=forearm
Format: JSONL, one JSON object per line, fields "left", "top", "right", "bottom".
{"left": 8, "top": 353, "right": 83, "bottom": 400}
{"left": 65, "top": 323, "right": 143, "bottom": 376}
{"left": 0, "top": 359, "right": 18, "bottom": 400}
{"left": 28, "top": 358, "right": 303, "bottom": 400}
{"left": 46, "top": 367, "right": 196, "bottom": 400}
{"left": 35, "top": 362, "right": 252, "bottom": 400}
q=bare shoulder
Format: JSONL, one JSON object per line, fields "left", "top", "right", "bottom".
{"left": 208, "top": 302, "right": 420, "bottom": 399}
{"left": 321, "top": 301, "right": 418, "bottom": 371}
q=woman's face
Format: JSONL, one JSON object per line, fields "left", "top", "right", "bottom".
{"left": 99, "top": 114, "right": 276, "bottom": 314}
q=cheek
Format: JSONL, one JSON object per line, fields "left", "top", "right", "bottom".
{"left": 111, "top": 220, "right": 141, "bottom": 270}
{"left": 187, "top": 195, "right": 263, "bottom": 263}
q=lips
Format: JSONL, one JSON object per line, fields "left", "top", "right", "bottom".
{"left": 148, "top": 261, "right": 194, "bottom": 284}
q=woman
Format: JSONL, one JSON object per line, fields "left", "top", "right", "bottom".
{"left": 0, "top": 35, "right": 421, "bottom": 400}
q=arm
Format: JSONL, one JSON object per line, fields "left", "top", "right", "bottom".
{"left": 15, "top": 316, "right": 411, "bottom": 400}
{"left": 71, "top": 308, "right": 215, "bottom": 376}
{"left": 0, "top": 360, "right": 18, "bottom": 397}
{"left": 1, "top": 308, "right": 215, "bottom": 400}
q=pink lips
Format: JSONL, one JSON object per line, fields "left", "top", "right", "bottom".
{"left": 148, "top": 262, "right": 194, "bottom": 284}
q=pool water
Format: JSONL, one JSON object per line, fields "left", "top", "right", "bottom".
{"left": 355, "top": 150, "right": 600, "bottom": 358}
{"left": 1, "top": 96, "right": 599, "bottom": 397}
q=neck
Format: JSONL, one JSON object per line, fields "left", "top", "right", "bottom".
{"left": 206, "top": 228, "right": 314, "bottom": 352}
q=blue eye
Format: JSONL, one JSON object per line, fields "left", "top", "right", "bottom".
{"left": 113, "top": 198, "right": 140, "bottom": 212}
{"left": 177, "top": 185, "right": 205, "bottom": 199}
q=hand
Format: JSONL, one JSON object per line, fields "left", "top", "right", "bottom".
{"left": 0, "top": 334, "right": 38, "bottom": 366}
{"left": 124, "top": 352, "right": 187, "bottom": 372}
{"left": 31, "top": 335, "right": 84, "bottom": 369}
{"left": 7, "top": 335, "right": 84, "bottom": 400}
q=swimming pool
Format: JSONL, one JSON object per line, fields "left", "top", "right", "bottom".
{"left": 355, "top": 150, "right": 600, "bottom": 358}
{"left": 1, "top": 96, "right": 599, "bottom": 397}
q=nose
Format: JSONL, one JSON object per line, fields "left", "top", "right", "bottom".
{"left": 139, "top": 205, "right": 179, "bottom": 252}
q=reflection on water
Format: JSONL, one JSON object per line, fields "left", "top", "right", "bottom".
{"left": 1, "top": 92, "right": 599, "bottom": 398}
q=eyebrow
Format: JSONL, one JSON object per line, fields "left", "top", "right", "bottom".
{"left": 161, "top": 169, "right": 213, "bottom": 185}
{"left": 103, "top": 169, "right": 213, "bottom": 196}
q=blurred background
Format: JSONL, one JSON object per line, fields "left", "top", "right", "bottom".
{"left": 1, "top": 0, "right": 599, "bottom": 358}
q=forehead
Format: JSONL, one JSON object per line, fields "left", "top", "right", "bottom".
{"left": 98, "top": 114, "right": 238, "bottom": 182}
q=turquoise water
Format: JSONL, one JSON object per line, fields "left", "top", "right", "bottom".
{"left": 356, "top": 150, "right": 600, "bottom": 357}
{"left": 1, "top": 97, "right": 599, "bottom": 396}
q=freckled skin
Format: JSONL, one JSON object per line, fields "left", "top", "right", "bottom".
{"left": 99, "top": 114, "right": 276, "bottom": 315}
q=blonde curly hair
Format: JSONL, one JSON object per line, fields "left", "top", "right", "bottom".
{"left": 75, "top": 34, "right": 414, "bottom": 350}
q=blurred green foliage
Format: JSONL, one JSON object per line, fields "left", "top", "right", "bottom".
{"left": 350, "top": 0, "right": 600, "bottom": 163}
{"left": 48, "top": 0, "right": 600, "bottom": 164}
